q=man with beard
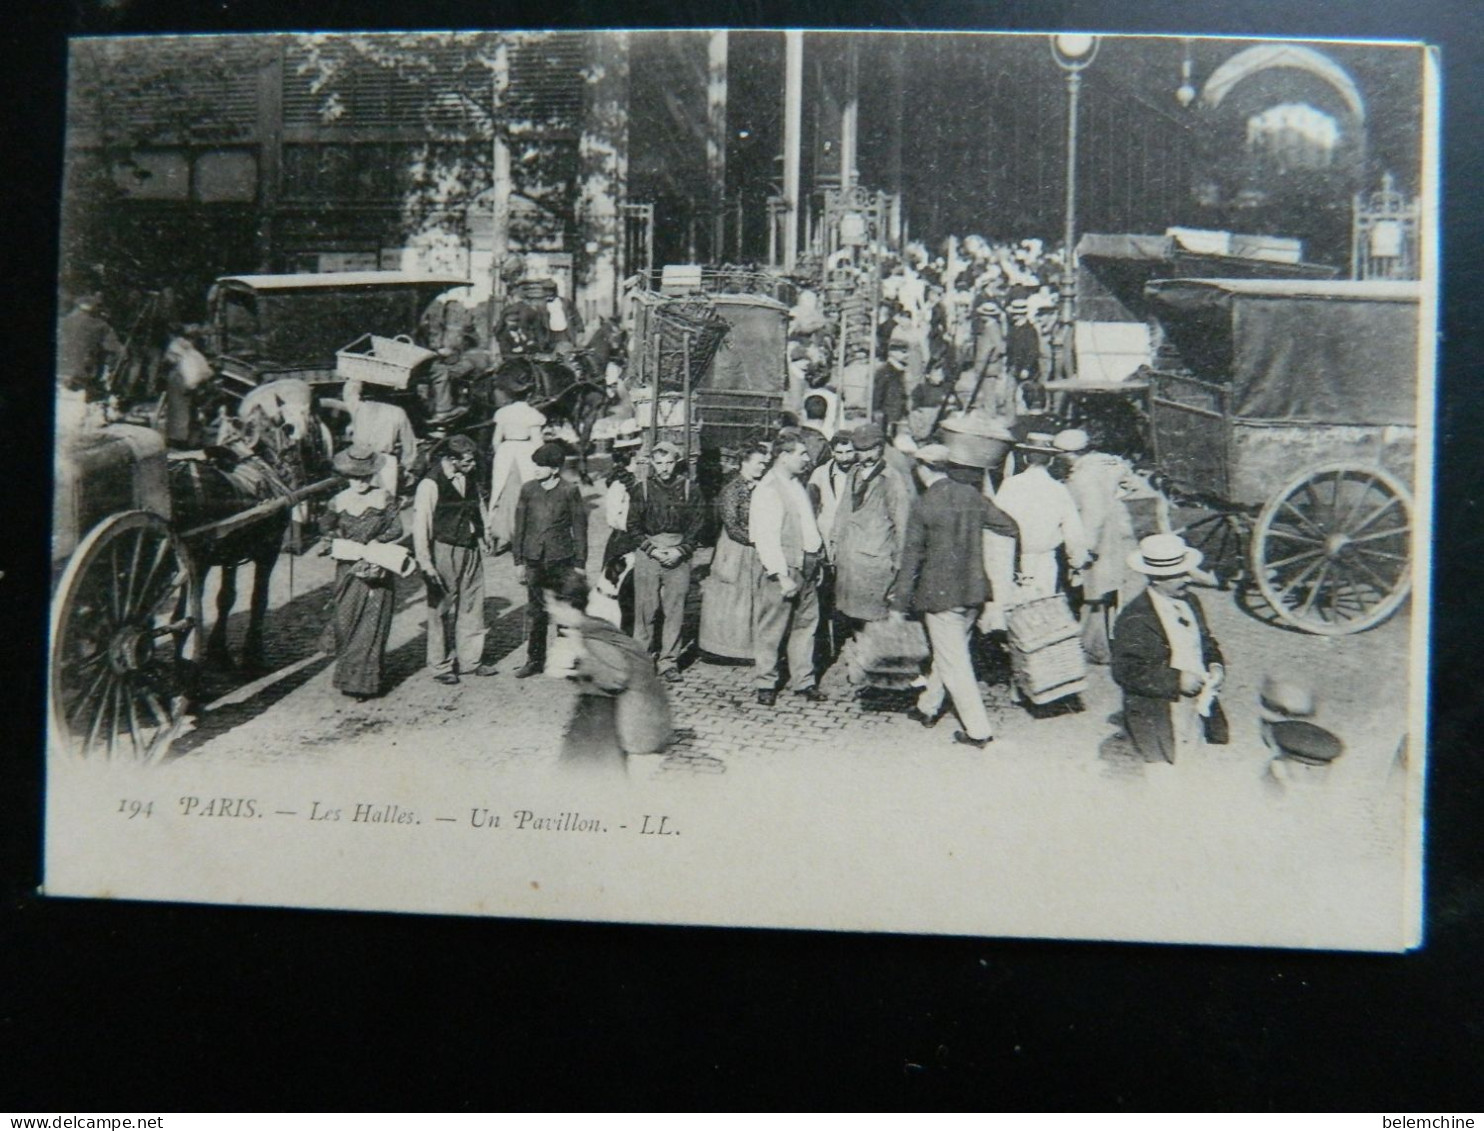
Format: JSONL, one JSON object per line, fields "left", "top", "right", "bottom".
{"left": 829, "top": 423, "right": 915, "bottom": 688}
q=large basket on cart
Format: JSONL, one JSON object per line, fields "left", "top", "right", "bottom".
{"left": 335, "top": 333, "right": 437, "bottom": 390}
{"left": 641, "top": 299, "right": 732, "bottom": 393}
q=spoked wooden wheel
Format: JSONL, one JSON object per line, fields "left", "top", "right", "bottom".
{"left": 1250, "top": 462, "right": 1412, "bottom": 636}
{"left": 49, "top": 511, "right": 199, "bottom": 762}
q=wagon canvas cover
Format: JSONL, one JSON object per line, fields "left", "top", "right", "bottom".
{"left": 1147, "top": 279, "right": 1420, "bottom": 426}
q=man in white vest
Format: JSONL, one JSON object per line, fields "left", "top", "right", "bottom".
{"left": 749, "top": 431, "right": 826, "bottom": 706}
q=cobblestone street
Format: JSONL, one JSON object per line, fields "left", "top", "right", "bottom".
{"left": 174, "top": 478, "right": 1413, "bottom": 798}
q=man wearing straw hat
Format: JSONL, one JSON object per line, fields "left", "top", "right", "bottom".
{"left": 1111, "top": 534, "right": 1229, "bottom": 763}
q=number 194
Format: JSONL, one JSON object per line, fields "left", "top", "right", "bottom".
{"left": 118, "top": 799, "right": 153, "bottom": 819}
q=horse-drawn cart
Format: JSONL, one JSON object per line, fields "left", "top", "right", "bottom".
{"left": 1143, "top": 278, "right": 1422, "bottom": 636}
{"left": 50, "top": 422, "right": 338, "bottom": 763}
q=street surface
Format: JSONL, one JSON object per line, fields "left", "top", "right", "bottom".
{"left": 173, "top": 478, "right": 1413, "bottom": 797}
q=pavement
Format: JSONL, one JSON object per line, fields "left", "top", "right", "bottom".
{"left": 173, "top": 475, "right": 1415, "bottom": 796}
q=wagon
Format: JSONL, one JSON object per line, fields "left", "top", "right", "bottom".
{"left": 49, "top": 422, "right": 338, "bottom": 762}
{"left": 626, "top": 272, "right": 791, "bottom": 489}
{"left": 1143, "top": 278, "right": 1423, "bottom": 636}
{"left": 207, "top": 271, "right": 468, "bottom": 409}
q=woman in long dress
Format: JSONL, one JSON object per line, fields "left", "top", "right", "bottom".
{"left": 699, "top": 443, "right": 771, "bottom": 660}
{"left": 320, "top": 445, "right": 405, "bottom": 699}
{"left": 487, "top": 376, "right": 547, "bottom": 550}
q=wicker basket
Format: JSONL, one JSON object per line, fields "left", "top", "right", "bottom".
{"left": 644, "top": 299, "right": 731, "bottom": 392}
{"left": 1004, "top": 594, "right": 1080, "bottom": 652}
{"left": 335, "top": 333, "right": 437, "bottom": 390}
{"left": 1010, "top": 636, "right": 1088, "bottom": 705}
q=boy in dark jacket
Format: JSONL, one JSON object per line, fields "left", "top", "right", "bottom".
{"left": 512, "top": 441, "right": 589, "bottom": 677}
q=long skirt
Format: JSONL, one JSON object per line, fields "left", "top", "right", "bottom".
{"left": 328, "top": 565, "right": 397, "bottom": 696}
{"left": 699, "top": 531, "right": 762, "bottom": 660}
{"left": 489, "top": 438, "right": 539, "bottom": 545}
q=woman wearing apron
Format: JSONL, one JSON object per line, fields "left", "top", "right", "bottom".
{"left": 699, "top": 443, "right": 772, "bottom": 660}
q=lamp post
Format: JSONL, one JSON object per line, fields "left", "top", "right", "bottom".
{"left": 1050, "top": 33, "right": 1099, "bottom": 381}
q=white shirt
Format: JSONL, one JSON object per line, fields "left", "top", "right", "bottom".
{"left": 992, "top": 464, "right": 1090, "bottom": 563}
{"left": 750, "top": 469, "right": 822, "bottom": 579}
{"left": 412, "top": 468, "right": 474, "bottom": 571}
{"left": 808, "top": 459, "right": 850, "bottom": 556}
{"left": 1147, "top": 588, "right": 1206, "bottom": 677}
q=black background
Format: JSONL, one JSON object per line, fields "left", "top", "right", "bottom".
{"left": 4, "top": 0, "right": 1482, "bottom": 1111}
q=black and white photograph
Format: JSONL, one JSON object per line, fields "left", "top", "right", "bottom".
{"left": 42, "top": 28, "right": 1438, "bottom": 951}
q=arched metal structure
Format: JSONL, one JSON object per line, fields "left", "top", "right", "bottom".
{"left": 1199, "top": 44, "right": 1366, "bottom": 124}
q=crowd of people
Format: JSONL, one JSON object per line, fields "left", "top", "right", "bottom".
{"left": 54, "top": 243, "right": 1344, "bottom": 781}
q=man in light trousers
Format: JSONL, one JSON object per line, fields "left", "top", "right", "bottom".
{"left": 750, "top": 432, "right": 826, "bottom": 706}
{"left": 413, "top": 435, "right": 496, "bottom": 684}
{"left": 889, "top": 443, "right": 1020, "bottom": 747}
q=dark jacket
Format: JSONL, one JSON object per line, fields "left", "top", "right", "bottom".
{"left": 512, "top": 478, "right": 588, "bottom": 567}
{"left": 890, "top": 476, "right": 1020, "bottom": 614}
{"left": 1111, "top": 589, "right": 1230, "bottom": 762}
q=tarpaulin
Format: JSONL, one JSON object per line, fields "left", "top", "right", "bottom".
{"left": 1146, "top": 280, "right": 1420, "bottom": 426}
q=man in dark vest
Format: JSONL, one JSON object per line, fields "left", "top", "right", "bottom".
{"left": 412, "top": 434, "right": 496, "bottom": 684}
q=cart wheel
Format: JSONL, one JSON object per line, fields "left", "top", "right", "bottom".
{"left": 1250, "top": 463, "right": 1412, "bottom": 636}
{"left": 50, "top": 511, "right": 199, "bottom": 762}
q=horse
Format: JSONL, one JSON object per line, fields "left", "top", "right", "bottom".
{"left": 169, "top": 393, "right": 329, "bottom": 677}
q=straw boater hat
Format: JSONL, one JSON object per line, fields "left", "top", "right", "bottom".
{"left": 1127, "top": 533, "right": 1203, "bottom": 577}
{"left": 1016, "top": 431, "right": 1061, "bottom": 455}
{"left": 333, "top": 443, "right": 385, "bottom": 479}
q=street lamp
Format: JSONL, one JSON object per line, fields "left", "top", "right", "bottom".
{"left": 1050, "top": 33, "right": 1099, "bottom": 381}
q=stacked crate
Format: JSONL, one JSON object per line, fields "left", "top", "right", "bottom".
{"left": 1005, "top": 595, "right": 1088, "bottom": 705}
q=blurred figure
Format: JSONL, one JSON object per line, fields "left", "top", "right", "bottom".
{"left": 545, "top": 566, "right": 673, "bottom": 777}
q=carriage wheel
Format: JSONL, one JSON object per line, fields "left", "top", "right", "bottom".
{"left": 1250, "top": 462, "right": 1412, "bottom": 636}
{"left": 50, "top": 511, "right": 199, "bottom": 762}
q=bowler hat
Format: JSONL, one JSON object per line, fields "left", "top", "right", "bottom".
{"left": 532, "top": 441, "right": 568, "bottom": 468}
{"left": 1268, "top": 720, "right": 1344, "bottom": 765}
{"left": 333, "top": 444, "right": 386, "bottom": 479}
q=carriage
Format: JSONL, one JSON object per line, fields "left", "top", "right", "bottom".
{"left": 1142, "top": 278, "right": 1423, "bottom": 636}
{"left": 625, "top": 268, "right": 793, "bottom": 491}
{"left": 50, "top": 420, "right": 340, "bottom": 763}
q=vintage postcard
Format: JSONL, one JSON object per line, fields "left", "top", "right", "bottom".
{"left": 44, "top": 30, "right": 1437, "bottom": 950}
